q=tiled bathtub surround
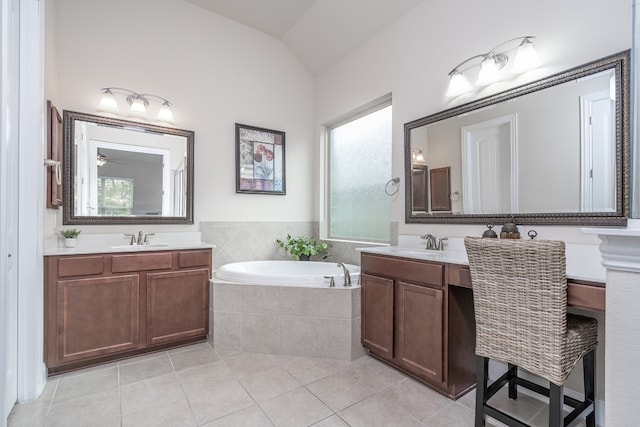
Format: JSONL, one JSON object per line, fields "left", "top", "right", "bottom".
{"left": 211, "top": 281, "right": 364, "bottom": 360}
{"left": 199, "top": 221, "right": 389, "bottom": 267}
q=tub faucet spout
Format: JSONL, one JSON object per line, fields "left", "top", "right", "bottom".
{"left": 337, "top": 262, "right": 351, "bottom": 287}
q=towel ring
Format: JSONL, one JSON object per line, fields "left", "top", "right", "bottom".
{"left": 385, "top": 177, "right": 400, "bottom": 196}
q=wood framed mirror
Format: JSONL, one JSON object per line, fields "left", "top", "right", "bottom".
{"left": 63, "top": 111, "right": 194, "bottom": 225}
{"left": 405, "top": 50, "right": 630, "bottom": 225}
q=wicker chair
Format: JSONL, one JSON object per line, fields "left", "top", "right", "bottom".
{"left": 464, "top": 237, "right": 597, "bottom": 427}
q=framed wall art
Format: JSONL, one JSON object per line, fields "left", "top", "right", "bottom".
{"left": 235, "top": 123, "right": 286, "bottom": 195}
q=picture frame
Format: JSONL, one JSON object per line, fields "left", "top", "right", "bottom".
{"left": 235, "top": 123, "right": 286, "bottom": 195}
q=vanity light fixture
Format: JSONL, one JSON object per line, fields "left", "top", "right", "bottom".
{"left": 446, "top": 36, "right": 539, "bottom": 97}
{"left": 412, "top": 148, "right": 425, "bottom": 163}
{"left": 96, "top": 151, "right": 107, "bottom": 167}
{"left": 97, "top": 87, "right": 175, "bottom": 124}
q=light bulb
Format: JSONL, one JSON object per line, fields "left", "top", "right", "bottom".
{"left": 477, "top": 55, "right": 502, "bottom": 86}
{"left": 129, "top": 98, "right": 147, "bottom": 114}
{"left": 512, "top": 38, "right": 539, "bottom": 73}
{"left": 97, "top": 90, "right": 118, "bottom": 114}
{"left": 446, "top": 71, "right": 473, "bottom": 97}
{"left": 156, "top": 103, "right": 175, "bottom": 124}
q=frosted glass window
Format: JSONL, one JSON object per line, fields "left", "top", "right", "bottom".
{"left": 328, "top": 104, "right": 392, "bottom": 242}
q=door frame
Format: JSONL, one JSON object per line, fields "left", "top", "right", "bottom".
{"left": 461, "top": 114, "right": 518, "bottom": 213}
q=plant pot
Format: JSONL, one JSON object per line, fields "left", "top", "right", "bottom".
{"left": 298, "top": 255, "right": 310, "bottom": 261}
{"left": 64, "top": 237, "right": 77, "bottom": 248}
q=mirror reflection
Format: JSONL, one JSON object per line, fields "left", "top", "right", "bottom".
{"left": 405, "top": 51, "right": 629, "bottom": 225}
{"left": 63, "top": 111, "right": 194, "bottom": 225}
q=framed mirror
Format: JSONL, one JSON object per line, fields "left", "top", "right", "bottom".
{"left": 405, "top": 50, "right": 630, "bottom": 225}
{"left": 63, "top": 111, "right": 194, "bottom": 225}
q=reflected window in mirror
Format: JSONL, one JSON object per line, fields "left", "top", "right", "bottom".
{"left": 63, "top": 111, "right": 194, "bottom": 225}
{"left": 404, "top": 50, "right": 630, "bottom": 225}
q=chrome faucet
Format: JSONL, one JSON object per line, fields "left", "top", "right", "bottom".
{"left": 420, "top": 234, "right": 448, "bottom": 251}
{"left": 337, "top": 262, "right": 351, "bottom": 287}
{"left": 136, "top": 231, "right": 145, "bottom": 245}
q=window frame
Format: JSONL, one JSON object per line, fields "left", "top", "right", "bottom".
{"left": 322, "top": 94, "right": 393, "bottom": 244}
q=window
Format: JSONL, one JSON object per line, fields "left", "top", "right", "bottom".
{"left": 326, "top": 99, "right": 392, "bottom": 242}
{"left": 97, "top": 177, "right": 134, "bottom": 216}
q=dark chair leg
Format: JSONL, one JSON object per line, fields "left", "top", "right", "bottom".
{"left": 475, "top": 356, "right": 489, "bottom": 427}
{"left": 583, "top": 349, "right": 596, "bottom": 427}
{"left": 507, "top": 363, "right": 518, "bottom": 399}
{"left": 549, "top": 383, "right": 564, "bottom": 427}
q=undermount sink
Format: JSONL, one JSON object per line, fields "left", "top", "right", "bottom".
{"left": 109, "top": 244, "right": 169, "bottom": 249}
{"left": 388, "top": 248, "right": 442, "bottom": 257}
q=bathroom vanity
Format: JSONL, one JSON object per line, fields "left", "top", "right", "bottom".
{"left": 359, "top": 247, "right": 605, "bottom": 399}
{"left": 44, "top": 246, "right": 212, "bottom": 374}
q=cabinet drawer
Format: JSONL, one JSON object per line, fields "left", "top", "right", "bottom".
{"left": 58, "top": 256, "right": 104, "bottom": 277}
{"left": 112, "top": 252, "right": 172, "bottom": 273}
{"left": 178, "top": 250, "right": 211, "bottom": 268}
{"left": 449, "top": 265, "right": 472, "bottom": 288}
{"left": 361, "top": 254, "right": 443, "bottom": 287}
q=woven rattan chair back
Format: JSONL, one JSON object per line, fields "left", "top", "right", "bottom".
{"left": 464, "top": 237, "right": 572, "bottom": 385}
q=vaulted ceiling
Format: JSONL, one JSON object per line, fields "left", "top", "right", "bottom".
{"left": 185, "top": 0, "right": 423, "bottom": 74}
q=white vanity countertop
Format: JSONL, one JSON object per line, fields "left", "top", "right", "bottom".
{"left": 44, "top": 232, "right": 214, "bottom": 256}
{"left": 358, "top": 239, "right": 606, "bottom": 283}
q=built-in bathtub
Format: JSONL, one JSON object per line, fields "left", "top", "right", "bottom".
{"left": 210, "top": 260, "right": 364, "bottom": 360}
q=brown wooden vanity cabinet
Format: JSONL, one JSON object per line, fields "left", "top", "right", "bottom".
{"left": 44, "top": 248, "right": 212, "bottom": 373}
{"left": 360, "top": 253, "right": 475, "bottom": 399}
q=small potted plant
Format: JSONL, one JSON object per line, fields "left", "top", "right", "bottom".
{"left": 60, "top": 228, "right": 81, "bottom": 248}
{"left": 276, "top": 234, "right": 328, "bottom": 261}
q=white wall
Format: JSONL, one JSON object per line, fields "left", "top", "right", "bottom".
{"left": 49, "top": 0, "right": 315, "bottom": 236}
{"left": 315, "top": 0, "right": 631, "bottom": 244}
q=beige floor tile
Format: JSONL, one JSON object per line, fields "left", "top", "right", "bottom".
{"left": 121, "top": 398, "right": 197, "bottom": 427}
{"left": 118, "top": 350, "right": 169, "bottom": 365}
{"left": 457, "top": 388, "right": 476, "bottom": 411}
{"left": 485, "top": 386, "right": 546, "bottom": 423}
{"left": 52, "top": 361, "right": 118, "bottom": 380}
{"left": 45, "top": 388, "right": 120, "bottom": 427}
{"left": 167, "top": 341, "right": 213, "bottom": 355}
{"left": 310, "top": 415, "right": 350, "bottom": 427}
{"left": 187, "top": 379, "right": 255, "bottom": 425}
{"left": 338, "top": 394, "right": 424, "bottom": 427}
{"left": 222, "top": 352, "right": 281, "bottom": 377}
{"left": 120, "top": 373, "right": 185, "bottom": 415}
{"left": 343, "top": 357, "right": 406, "bottom": 393}
{"left": 280, "top": 357, "right": 346, "bottom": 385}
{"left": 52, "top": 367, "right": 119, "bottom": 404}
{"left": 422, "top": 402, "right": 474, "bottom": 427}
{"left": 202, "top": 405, "right": 274, "bottom": 427}
{"left": 528, "top": 406, "right": 588, "bottom": 427}
{"left": 379, "top": 378, "right": 453, "bottom": 421}
{"left": 119, "top": 354, "right": 175, "bottom": 386}
{"left": 306, "top": 372, "right": 374, "bottom": 412}
{"left": 238, "top": 367, "right": 301, "bottom": 402}
{"left": 169, "top": 342, "right": 221, "bottom": 371}
{"left": 177, "top": 359, "right": 237, "bottom": 397}
{"left": 214, "top": 349, "right": 242, "bottom": 359}
{"left": 7, "top": 401, "right": 49, "bottom": 427}
{"left": 259, "top": 387, "right": 333, "bottom": 427}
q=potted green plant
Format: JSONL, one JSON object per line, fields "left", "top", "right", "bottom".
{"left": 60, "top": 228, "right": 81, "bottom": 248}
{"left": 276, "top": 234, "right": 328, "bottom": 261}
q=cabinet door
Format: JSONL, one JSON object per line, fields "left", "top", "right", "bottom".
{"left": 361, "top": 273, "right": 394, "bottom": 360}
{"left": 147, "top": 268, "right": 210, "bottom": 345}
{"left": 56, "top": 275, "right": 139, "bottom": 364}
{"left": 396, "top": 281, "right": 443, "bottom": 383}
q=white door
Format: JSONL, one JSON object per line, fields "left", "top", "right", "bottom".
{"left": 0, "top": 0, "right": 20, "bottom": 421}
{"left": 580, "top": 91, "right": 616, "bottom": 212}
{"left": 461, "top": 115, "right": 518, "bottom": 214}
